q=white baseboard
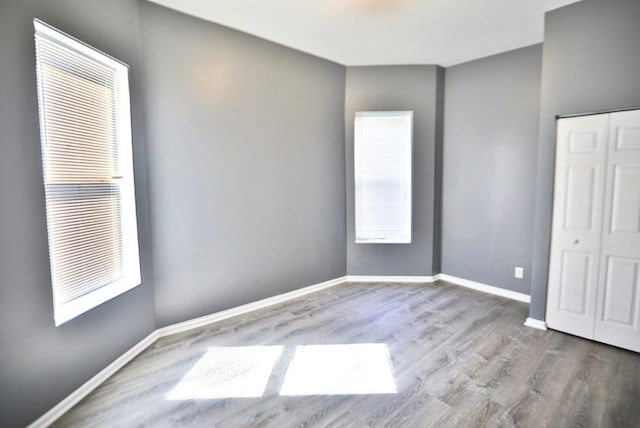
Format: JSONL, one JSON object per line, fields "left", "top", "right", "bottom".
{"left": 156, "top": 276, "right": 347, "bottom": 337}
{"left": 346, "top": 275, "right": 437, "bottom": 283}
{"left": 28, "top": 331, "right": 159, "bottom": 428}
{"left": 524, "top": 317, "right": 548, "bottom": 330}
{"left": 438, "top": 274, "right": 531, "bottom": 303}
{"left": 346, "top": 273, "right": 531, "bottom": 304}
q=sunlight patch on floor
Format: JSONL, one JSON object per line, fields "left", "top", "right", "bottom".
{"left": 165, "top": 346, "right": 283, "bottom": 400}
{"left": 279, "top": 343, "right": 397, "bottom": 396}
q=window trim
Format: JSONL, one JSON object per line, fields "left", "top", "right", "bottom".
{"left": 34, "top": 19, "right": 141, "bottom": 326}
{"left": 354, "top": 111, "right": 413, "bottom": 244}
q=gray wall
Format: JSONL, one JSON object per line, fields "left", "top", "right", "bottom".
{"left": 529, "top": 0, "right": 640, "bottom": 320}
{"left": 139, "top": 3, "right": 347, "bottom": 326}
{"left": 345, "top": 66, "right": 444, "bottom": 276}
{"left": 433, "top": 67, "right": 445, "bottom": 274}
{"left": 442, "top": 45, "right": 542, "bottom": 295}
{"left": 0, "top": 1, "right": 156, "bottom": 426}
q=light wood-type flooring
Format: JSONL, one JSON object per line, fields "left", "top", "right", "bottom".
{"left": 54, "top": 281, "right": 640, "bottom": 427}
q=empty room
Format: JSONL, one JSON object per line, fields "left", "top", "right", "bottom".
{"left": 1, "top": 0, "right": 639, "bottom": 426}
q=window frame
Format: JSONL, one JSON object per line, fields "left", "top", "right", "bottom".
{"left": 34, "top": 19, "right": 141, "bottom": 326}
{"left": 354, "top": 111, "right": 413, "bottom": 244}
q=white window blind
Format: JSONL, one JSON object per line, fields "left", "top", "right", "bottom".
{"left": 34, "top": 20, "right": 141, "bottom": 326}
{"left": 354, "top": 111, "right": 412, "bottom": 244}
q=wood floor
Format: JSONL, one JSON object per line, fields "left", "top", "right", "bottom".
{"left": 53, "top": 281, "right": 640, "bottom": 427}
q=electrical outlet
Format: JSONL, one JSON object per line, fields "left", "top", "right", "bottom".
{"left": 514, "top": 267, "right": 524, "bottom": 279}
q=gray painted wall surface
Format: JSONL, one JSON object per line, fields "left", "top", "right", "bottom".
{"left": 432, "top": 67, "right": 445, "bottom": 274}
{"left": 442, "top": 45, "right": 542, "bottom": 295}
{"left": 345, "top": 66, "right": 443, "bottom": 275}
{"left": 529, "top": 0, "right": 640, "bottom": 320}
{"left": 0, "top": 1, "right": 156, "bottom": 426}
{"left": 139, "top": 3, "right": 347, "bottom": 327}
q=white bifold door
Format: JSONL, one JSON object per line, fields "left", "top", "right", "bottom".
{"left": 547, "top": 109, "right": 640, "bottom": 353}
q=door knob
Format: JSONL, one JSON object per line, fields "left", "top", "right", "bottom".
{"left": 573, "top": 239, "right": 579, "bottom": 244}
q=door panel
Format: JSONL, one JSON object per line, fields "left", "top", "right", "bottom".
{"left": 610, "top": 166, "right": 640, "bottom": 233}
{"left": 564, "top": 166, "right": 597, "bottom": 230}
{"left": 546, "top": 114, "right": 609, "bottom": 339}
{"left": 558, "top": 251, "right": 591, "bottom": 314}
{"left": 569, "top": 129, "right": 599, "bottom": 153}
{"left": 615, "top": 126, "right": 640, "bottom": 151}
{"left": 601, "top": 256, "right": 638, "bottom": 325}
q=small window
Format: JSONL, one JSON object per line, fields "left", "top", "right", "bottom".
{"left": 34, "top": 20, "right": 141, "bottom": 325}
{"left": 354, "top": 111, "right": 412, "bottom": 244}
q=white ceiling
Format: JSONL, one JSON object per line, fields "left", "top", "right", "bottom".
{"left": 147, "top": 0, "right": 581, "bottom": 67}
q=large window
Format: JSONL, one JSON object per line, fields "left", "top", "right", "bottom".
{"left": 354, "top": 111, "right": 412, "bottom": 244}
{"left": 34, "top": 20, "right": 140, "bottom": 325}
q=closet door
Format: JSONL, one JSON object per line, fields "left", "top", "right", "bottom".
{"left": 594, "top": 110, "right": 640, "bottom": 352}
{"left": 546, "top": 114, "right": 610, "bottom": 339}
